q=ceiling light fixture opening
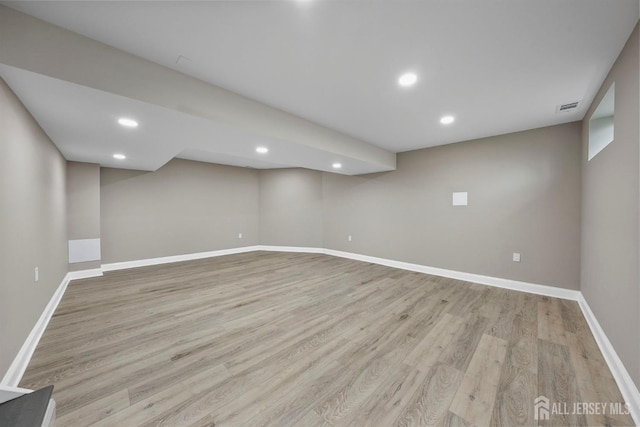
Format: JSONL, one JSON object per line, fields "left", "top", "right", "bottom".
{"left": 118, "top": 118, "right": 138, "bottom": 128}
{"left": 256, "top": 146, "right": 269, "bottom": 154}
{"left": 440, "top": 115, "right": 455, "bottom": 125}
{"left": 113, "top": 153, "right": 126, "bottom": 160}
{"left": 332, "top": 162, "right": 342, "bottom": 169}
{"left": 398, "top": 72, "right": 418, "bottom": 87}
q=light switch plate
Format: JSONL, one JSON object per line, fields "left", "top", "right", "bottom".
{"left": 513, "top": 252, "right": 521, "bottom": 262}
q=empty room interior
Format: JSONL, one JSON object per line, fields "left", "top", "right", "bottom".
{"left": 1, "top": 1, "right": 640, "bottom": 426}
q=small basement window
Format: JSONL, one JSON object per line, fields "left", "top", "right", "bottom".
{"left": 588, "top": 82, "right": 615, "bottom": 161}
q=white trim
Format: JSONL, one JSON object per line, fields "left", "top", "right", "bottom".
{"left": 101, "top": 246, "right": 262, "bottom": 272}
{"left": 321, "top": 248, "right": 581, "bottom": 300}
{"left": 256, "top": 246, "right": 580, "bottom": 301}
{"left": 1, "top": 273, "right": 72, "bottom": 387}
{"left": 577, "top": 294, "right": 640, "bottom": 425}
{"left": 96, "top": 245, "right": 581, "bottom": 301}
{"left": 257, "top": 245, "right": 324, "bottom": 254}
{"left": 6, "top": 245, "right": 639, "bottom": 424}
{"left": 67, "top": 268, "right": 103, "bottom": 280}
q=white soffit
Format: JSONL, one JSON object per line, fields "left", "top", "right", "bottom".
{"left": 0, "top": 5, "right": 395, "bottom": 175}
{"left": 0, "top": 1, "right": 638, "bottom": 172}
{"left": 0, "top": 65, "right": 387, "bottom": 175}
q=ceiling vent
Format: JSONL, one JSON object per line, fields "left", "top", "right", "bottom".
{"left": 556, "top": 101, "right": 580, "bottom": 113}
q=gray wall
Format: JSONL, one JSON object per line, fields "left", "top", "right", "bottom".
{"left": 97, "top": 122, "right": 581, "bottom": 290}
{"left": 581, "top": 23, "right": 640, "bottom": 387}
{"left": 323, "top": 123, "right": 582, "bottom": 290}
{"left": 0, "top": 78, "right": 67, "bottom": 376}
{"left": 67, "top": 161, "right": 101, "bottom": 271}
{"left": 99, "top": 121, "right": 581, "bottom": 291}
{"left": 259, "top": 169, "right": 323, "bottom": 247}
{"left": 100, "top": 158, "right": 260, "bottom": 264}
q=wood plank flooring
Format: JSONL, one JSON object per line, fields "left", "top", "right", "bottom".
{"left": 19, "top": 252, "right": 634, "bottom": 426}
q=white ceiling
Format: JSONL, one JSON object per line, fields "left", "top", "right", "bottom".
{"left": 1, "top": 0, "right": 638, "bottom": 172}
{"left": 0, "top": 64, "right": 387, "bottom": 174}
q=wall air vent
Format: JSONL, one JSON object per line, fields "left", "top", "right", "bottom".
{"left": 556, "top": 101, "right": 580, "bottom": 113}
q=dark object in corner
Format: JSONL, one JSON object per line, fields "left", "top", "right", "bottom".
{"left": 0, "top": 385, "right": 53, "bottom": 427}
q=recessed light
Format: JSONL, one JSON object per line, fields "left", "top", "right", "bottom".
{"left": 332, "top": 162, "right": 342, "bottom": 169}
{"left": 113, "top": 154, "right": 126, "bottom": 160}
{"left": 256, "top": 146, "right": 269, "bottom": 154}
{"left": 118, "top": 118, "right": 138, "bottom": 128}
{"left": 440, "top": 115, "right": 455, "bottom": 125}
{"left": 398, "top": 72, "right": 418, "bottom": 87}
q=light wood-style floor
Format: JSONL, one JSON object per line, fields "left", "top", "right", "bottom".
{"left": 20, "top": 252, "right": 633, "bottom": 426}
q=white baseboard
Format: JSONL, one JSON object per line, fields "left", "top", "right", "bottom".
{"left": 257, "top": 245, "right": 324, "bottom": 254}
{"left": 7, "top": 244, "right": 638, "bottom": 424}
{"left": 67, "top": 268, "right": 103, "bottom": 280}
{"left": 101, "top": 246, "right": 262, "bottom": 272}
{"left": 577, "top": 294, "right": 640, "bottom": 425}
{"left": 1, "top": 272, "right": 72, "bottom": 387}
{"left": 321, "top": 248, "right": 581, "bottom": 301}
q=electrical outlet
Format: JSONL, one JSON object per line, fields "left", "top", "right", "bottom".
{"left": 238, "top": 233, "right": 243, "bottom": 239}
{"left": 512, "top": 253, "right": 521, "bottom": 263}
{"left": 34, "top": 267, "right": 39, "bottom": 282}
{"left": 348, "top": 235, "right": 352, "bottom": 242}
